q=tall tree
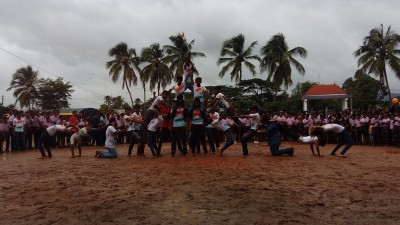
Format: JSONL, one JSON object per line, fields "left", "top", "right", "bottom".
{"left": 260, "top": 33, "right": 307, "bottom": 102}
{"left": 37, "top": 77, "right": 74, "bottom": 110}
{"left": 141, "top": 43, "right": 173, "bottom": 95}
{"left": 99, "top": 95, "right": 129, "bottom": 112}
{"left": 217, "top": 34, "right": 261, "bottom": 83}
{"left": 342, "top": 72, "right": 386, "bottom": 111}
{"left": 106, "top": 42, "right": 141, "bottom": 107}
{"left": 134, "top": 98, "right": 142, "bottom": 105}
{"left": 163, "top": 33, "right": 206, "bottom": 77}
{"left": 237, "top": 78, "right": 274, "bottom": 108}
{"left": 354, "top": 24, "right": 400, "bottom": 100}
{"left": 7, "top": 65, "right": 39, "bottom": 109}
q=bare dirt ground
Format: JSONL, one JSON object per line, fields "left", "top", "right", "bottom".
{"left": 1, "top": 142, "right": 400, "bottom": 225}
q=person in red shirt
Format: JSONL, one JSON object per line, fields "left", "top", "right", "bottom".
{"left": 68, "top": 111, "right": 78, "bottom": 126}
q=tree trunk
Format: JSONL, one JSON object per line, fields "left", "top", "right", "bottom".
{"left": 383, "top": 69, "right": 392, "bottom": 100}
{"left": 143, "top": 81, "right": 147, "bottom": 103}
{"left": 125, "top": 80, "right": 134, "bottom": 108}
{"left": 157, "top": 81, "right": 161, "bottom": 96}
{"left": 143, "top": 81, "right": 147, "bottom": 112}
{"left": 273, "top": 91, "right": 278, "bottom": 103}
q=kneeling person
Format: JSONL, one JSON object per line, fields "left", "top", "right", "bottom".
{"left": 95, "top": 118, "right": 126, "bottom": 158}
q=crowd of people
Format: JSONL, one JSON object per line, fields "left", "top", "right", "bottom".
{"left": 1, "top": 67, "right": 399, "bottom": 159}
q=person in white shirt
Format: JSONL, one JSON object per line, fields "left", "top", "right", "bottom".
{"left": 183, "top": 61, "right": 195, "bottom": 93}
{"left": 147, "top": 114, "right": 163, "bottom": 157}
{"left": 207, "top": 86, "right": 244, "bottom": 128}
{"left": 126, "top": 105, "right": 144, "bottom": 156}
{"left": 188, "top": 97, "right": 208, "bottom": 155}
{"left": 234, "top": 106, "right": 260, "bottom": 156}
{"left": 95, "top": 118, "right": 126, "bottom": 158}
{"left": 297, "top": 127, "right": 327, "bottom": 157}
{"left": 37, "top": 123, "right": 69, "bottom": 158}
{"left": 0, "top": 117, "right": 6, "bottom": 152}
{"left": 191, "top": 77, "right": 208, "bottom": 111}
{"left": 170, "top": 96, "right": 188, "bottom": 157}
{"left": 205, "top": 108, "right": 220, "bottom": 154}
{"left": 310, "top": 123, "right": 353, "bottom": 156}
{"left": 169, "top": 75, "right": 186, "bottom": 100}
{"left": 145, "top": 90, "right": 171, "bottom": 127}
{"left": 13, "top": 112, "right": 26, "bottom": 151}
{"left": 393, "top": 112, "right": 400, "bottom": 146}
{"left": 209, "top": 111, "right": 235, "bottom": 156}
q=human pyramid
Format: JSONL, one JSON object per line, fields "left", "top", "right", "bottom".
{"left": 74, "top": 62, "right": 352, "bottom": 159}
{"left": 0, "top": 62, "right": 355, "bottom": 159}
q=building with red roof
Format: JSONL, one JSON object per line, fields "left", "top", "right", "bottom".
{"left": 301, "top": 84, "right": 351, "bottom": 112}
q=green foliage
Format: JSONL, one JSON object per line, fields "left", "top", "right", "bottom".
{"left": 291, "top": 81, "right": 316, "bottom": 99}
{"left": 343, "top": 74, "right": 387, "bottom": 111}
{"left": 163, "top": 33, "right": 206, "bottom": 77}
{"left": 37, "top": 77, "right": 74, "bottom": 110}
{"left": 140, "top": 43, "right": 173, "bottom": 95}
{"left": 99, "top": 95, "right": 130, "bottom": 114}
{"left": 7, "top": 65, "right": 39, "bottom": 109}
{"left": 217, "top": 34, "right": 261, "bottom": 83}
{"left": 106, "top": 42, "right": 141, "bottom": 107}
{"left": 354, "top": 24, "right": 400, "bottom": 99}
{"left": 260, "top": 33, "right": 307, "bottom": 93}
{"left": 0, "top": 105, "right": 11, "bottom": 117}
{"left": 236, "top": 78, "right": 274, "bottom": 108}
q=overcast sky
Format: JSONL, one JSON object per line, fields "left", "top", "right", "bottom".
{"left": 1, "top": 0, "right": 400, "bottom": 109}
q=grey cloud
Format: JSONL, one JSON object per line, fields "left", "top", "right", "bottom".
{"left": 1, "top": 0, "right": 400, "bottom": 108}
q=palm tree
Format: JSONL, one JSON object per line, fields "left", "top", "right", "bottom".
{"left": 134, "top": 98, "right": 142, "bottom": 105}
{"left": 260, "top": 33, "right": 307, "bottom": 102}
{"left": 141, "top": 43, "right": 173, "bottom": 95}
{"left": 354, "top": 24, "right": 400, "bottom": 100}
{"left": 163, "top": 33, "right": 206, "bottom": 77}
{"left": 217, "top": 34, "right": 261, "bottom": 83}
{"left": 7, "top": 65, "right": 39, "bottom": 109}
{"left": 106, "top": 42, "right": 141, "bottom": 107}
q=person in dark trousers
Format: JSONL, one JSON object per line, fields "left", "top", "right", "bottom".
{"left": 124, "top": 106, "right": 144, "bottom": 156}
{"left": 170, "top": 96, "right": 188, "bottom": 157}
{"left": 234, "top": 106, "right": 260, "bottom": 156}
{"left": 210, "top": 112, "right": 235, "bottom": 157}
{"left": 188, "top": 98, "right": 208, "bottom": 155}
{"left": 38, "top": 124, "right": 69, "bottom": 158}
{"left": 264, "top": 117, "right": 294, "bottom": 156}
{"left": 205, "top": 108, "right": 220, "bottom": 154}
{"left": 310, "top": 123, "right": 353, "bottom": 157}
